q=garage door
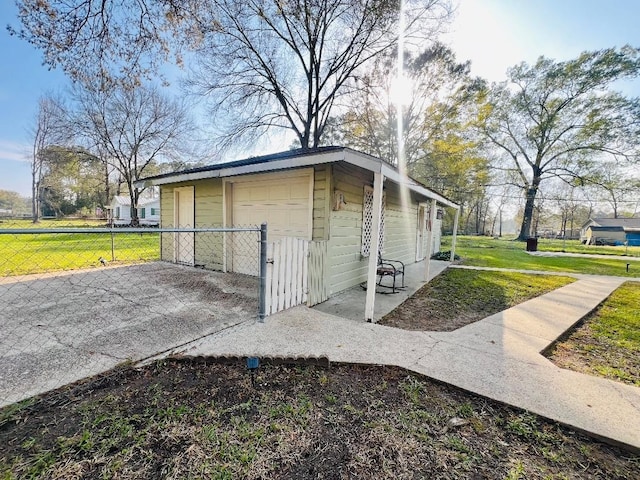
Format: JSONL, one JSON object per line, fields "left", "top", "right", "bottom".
{"left": 230, "top": 169, "right": 313, "bottom": 274}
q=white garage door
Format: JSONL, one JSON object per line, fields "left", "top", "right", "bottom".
{"left": 230, "top": 169, "right": 313, "bottom": 274}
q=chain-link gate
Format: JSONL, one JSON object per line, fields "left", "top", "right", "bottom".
{"left": 0, "top": 221, "right": 263, "bottom": 408}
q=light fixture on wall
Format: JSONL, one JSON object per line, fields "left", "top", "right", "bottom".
{"left": 333, "top": 190, "right": 347, "bottom": 211}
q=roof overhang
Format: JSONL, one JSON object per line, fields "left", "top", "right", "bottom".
{"left": 135, "top": 147, "right": 459, "bottom": 210}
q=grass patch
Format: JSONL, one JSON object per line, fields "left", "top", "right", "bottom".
{"left": 547, "top": 282, "right": 640, "bottom": 386}
{"left": 380, "top": 269, "right": 575, "bottom": 331}
{"left": 537, "top": 238, "right": 640, "bottom": 257}
{"left": 443, "top": 236, "right": 640, "bottom": 277}
{"left": 0, "top": 219, "right": 159, "bottom": 276}
{"left": 0, "top": 360, "right": 636, "bottom": 479}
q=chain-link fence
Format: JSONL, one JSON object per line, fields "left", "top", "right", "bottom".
{"left": 0, "top": 220, "right": 264, "bottom": 408}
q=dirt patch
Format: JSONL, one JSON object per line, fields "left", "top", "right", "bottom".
{"left": 1, "top": 359, "right": 637, "bottom": 479}
{"left": 380, "top": 269, "right": 574, "bottom": 332}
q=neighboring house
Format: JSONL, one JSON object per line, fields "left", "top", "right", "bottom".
{"left": 136, "top": 147, "right": 459, "bottom": 314}
{"left": 580, "top": 217, "right": 640, "bottom": 246}
{"left": 106, "top": 195, "right": 160, "bottom": 226}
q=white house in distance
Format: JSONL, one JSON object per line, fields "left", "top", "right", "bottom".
{"left": 107, "top": 195, "right": 160, "bottom": 226}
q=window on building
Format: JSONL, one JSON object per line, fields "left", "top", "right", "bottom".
{"left": 140, "top": 208, "right": 146, "bottom": 219}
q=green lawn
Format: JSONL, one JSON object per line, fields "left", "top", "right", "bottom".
{"left": 548, "top": 282, "right": 640, "bottom": 386}
{"left": 0, "top": 218, "right": 107, "bottom": 229}
{"left": 537, "top": 237, "right": 640, "bottom": 257}
{"left": 443, "top": 236, "right": 640, "bottom": 278}
{"left": 0, "top": 219, "right": 159, "bottom": 276}
{"left": 381, "top": 269, "right": 575, "bottom": 331}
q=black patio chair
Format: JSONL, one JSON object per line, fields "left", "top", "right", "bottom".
{"left": 376, "top": 252, "right": 405, "bottom": 293}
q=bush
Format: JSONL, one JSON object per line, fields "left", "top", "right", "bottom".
{"left": 431, "top": 250, "right": 460, "bottom": 261}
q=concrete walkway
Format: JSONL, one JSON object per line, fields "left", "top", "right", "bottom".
{"left": 155, "top": 269, "right": 640, "bottom": 453}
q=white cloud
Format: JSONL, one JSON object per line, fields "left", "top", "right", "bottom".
{"left": 0, "top": 139, "right": 30, "bottom": 163}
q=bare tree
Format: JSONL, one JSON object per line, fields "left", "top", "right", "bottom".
{"left": 12, "top": 0, "right": 451, "bottom": 150}
{"left": 29, "top": 96, "right": 67, "bottom": 222}
{"left": 588, "top": 166, "right": 639, "bottom": 218}
{"left": 75, "top": 83, "right": 190, "bottom": 225}
{"left": 10, "top": 0, "right": 178, "bottom": 87}
{"left": 186, "top": 0, "right": 452, "bottom": 149}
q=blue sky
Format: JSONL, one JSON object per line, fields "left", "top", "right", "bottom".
{"left": 1, "top": 0, "right": 639, "bottom": 197}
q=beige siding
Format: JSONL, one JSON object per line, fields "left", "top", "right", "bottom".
{"left": 327, "top": 162, "right": 423, "bottom": 295}
{"left": 327, "top": 162, "right": 372, "bottom": 295}
{"left": 159, "top": 179, "right": 224, "bottom": 269}
{"left": 383, "top": 183, "right": 418, "bottom": 264}
{"left": 312, "top": 165, "right": 331, "bottom": 241}
{"left": 160, "top": 185, "right": 174, "bottom": 262}
{"left": 195, "top": 180, "right": 224, "bottom": 270}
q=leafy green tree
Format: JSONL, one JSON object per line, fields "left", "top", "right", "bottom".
{"left": 477, "top": 46, "right": 640, "bottom": 241}
{"left": 327, "top": 44, "right": 490, "bottom": 230}
{"left": 30, "top": 95, "right": 68, "bottom": 222}
{"left": 38, "top": 146, "right": 105, "bottom": 217}
{"left": 0, "top": 190, "right": 29, "bottom": 216}
{"left": 327, "top": 44, "right": 476, "bottom": 164}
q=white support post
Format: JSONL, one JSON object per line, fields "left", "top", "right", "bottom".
{"left": 450, "top": 207, "right": 460, "bottom": 263}
{"left": 364, "top": 172, "right": 384, "bottom": 322}
{"left": 424, "top": 198, "right": 438, "bottom": 282}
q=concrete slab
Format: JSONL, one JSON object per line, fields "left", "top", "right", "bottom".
{"left": 0, "top": 262, "right": 257, "bottom": 407}
{"left": 313, "top": 259, "right": 449, "bottom": 322}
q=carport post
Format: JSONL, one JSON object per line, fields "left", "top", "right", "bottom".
{"left": 110, "top": 226, "right": 115, "bottom": 261}
{"left": 424, "top": 198, "right": 438, "bottom": 281}
{"left": 450, "top": 207, "right": 459, "bottom": 262}
{"left": 259, "top": 222, "right": 268, "bottom": 322}
{"left": 365, "top": 172, "right": 384, "bottom": 322}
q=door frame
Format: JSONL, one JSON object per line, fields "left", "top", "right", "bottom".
{"left": 173, "top": 186, "right": 195, "bottom": 265}
{"left": 416, "top": 203, "right": 428, "bottom": 261}
{"left": 223, "top": 169, "right": 314, "bottom": 274}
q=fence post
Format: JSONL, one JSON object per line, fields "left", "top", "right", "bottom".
{"left": 110, "top": 226, "right": 115, "bottom": 262}
{"left": 259, "top": 222, "right": 267, "bottom": 322}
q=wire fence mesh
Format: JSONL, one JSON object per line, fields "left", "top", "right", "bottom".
{"left": 0, "top": 219, "right": 261, "bottom": 408}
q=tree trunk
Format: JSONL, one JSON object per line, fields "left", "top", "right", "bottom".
{"left": 103, "top": 161, "right": 110, "bottom": 210}
{"left": 517, "top": 184, "right": 539, "bottom": 241}
{"left": 31, "top": 180, "right": 40, "bottom": 223}
{"left": 130, "top": 204, "right": 137, "bottom": 225}
{"left": 129, "top": 183, "right": 139, "bottom": 227}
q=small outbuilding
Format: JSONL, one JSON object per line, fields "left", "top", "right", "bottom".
{"left": 136, "top": 147, "right": 459, "bottom": 320}
{"left": 580, "top": 217, "right": 640, "bottom": 246}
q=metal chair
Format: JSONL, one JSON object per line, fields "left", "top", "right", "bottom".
{"left": 376, "top": 252, "right": 405, "bottom": 293}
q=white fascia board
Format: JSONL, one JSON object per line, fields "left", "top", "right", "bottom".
{"left": 380, "top": 163, "right": 459, "bottom": 210}
{"left": 135, "top": 150, "right": 347, "bottom": 189}
{"left": 342, "top": 149, "right": 383, "bottom": 173}
{"left": 218, "top": 150, "right": 346, "bottom": 178}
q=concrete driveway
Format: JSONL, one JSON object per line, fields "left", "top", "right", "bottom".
{"left": 0, "top": 262, "right": 258, "bottom": 407}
